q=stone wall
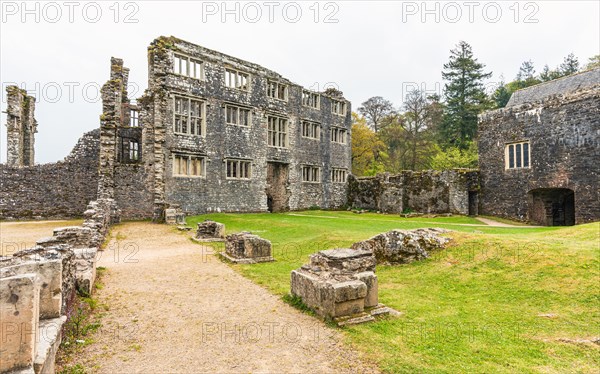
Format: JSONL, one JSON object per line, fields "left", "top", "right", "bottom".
{"left": 478, "top": 70, "right": 599, "bottom": 225}
{"left": 0, "top": 130, "right": 100, "bottom": 219}
{"left": 348, "top": 170, "right": 480, "bottom": 215}
{"left": 142, "top": 36, "right": 352, "bottom": 218}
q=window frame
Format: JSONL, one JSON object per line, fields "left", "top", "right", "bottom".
{"left": 301, "top": 120, "right": 321, "bottom": 140}
{"left": 301, "top": 165, "right": 321, "bottom": 183}
{"left": 302, "top": 90, "right": 320, "bottom": 109}
{"left": 330, "top": 126, "right": 347, "bottom": 144}
{"left": 225, "top": 159, "right": 252, "bottom": 180}
{"left": 331, "top": 99, "right": 347, "bottom": 116}
{"left": 267, "top": 80, "right": 288, "bottom": 101}
{"left": 129, "top": 109, "right": 139, "bottom": 127}
{"left": 331, "top": 168, "right": 348, "bottom": 183}
{"left": 173, "top": 53, "right": 204, "bottom": 80}
{"left": 505, "top": 141, "right": 531, "bottom": 170}
{"left": 173, "top": 96, "right": 206, "bottom": 137}
{"left": 267, "top": 115, "right": 288, "bottom": 148}
{"left": 224, "top": 104, "right": 251, "bottom": 127}
{"left": 224, "top": 68, "right": 250, "bottom": 91}
{"left": 172, "top": 154, "right": 206, "bottom": 178}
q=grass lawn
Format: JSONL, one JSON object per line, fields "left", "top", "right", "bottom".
{"left": 187, "top": 211, "right": 600, "bottom": 373}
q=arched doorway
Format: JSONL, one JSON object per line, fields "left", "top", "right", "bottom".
{"left": 528, "top": 188, "right": 575, "bottom": 226}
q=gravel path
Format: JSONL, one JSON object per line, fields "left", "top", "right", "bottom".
{"left": 71, "top": 222, "right": 379, "bottom": 373}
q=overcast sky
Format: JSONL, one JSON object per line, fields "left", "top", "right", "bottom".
{"left": 1, "top": 0, "right": 598, "bottom": 163}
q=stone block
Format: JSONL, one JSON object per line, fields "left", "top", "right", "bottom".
{"left": 35, "top": 316, "right": 67, "bottom": 374}
{"left": 0, "top": 274, "right": 40, "bottom": 373}
{"left": 355, "top": 271, "right": 378, "bottom": 308}
{"left": 0, "top": 260, "right": 62, "bottom": 319}
{"left": 195, "top": 220, "right": 225, "bottom": 240}
{"left": 222, "top": 232, "right": 273, "bottom": 263}
{"left": 73, "top": 248, "right": 98, "bottom": 295}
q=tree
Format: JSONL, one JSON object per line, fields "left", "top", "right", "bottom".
{"left": 430, "top": 141, "right": 478, "bottom": 170}
{"left": 357, "top": 96, "right": 395, "bottom": 133}
{"left": 559, "top": 53, "right": 579, "bottom": 76}
{"left": 540, "top": 64, "right": 561, "bottom": 82}
{"left": 491, "top": 79, "right": 512, "bottom": 108}
{"left": 440, "top": 41, "right": 492, "bottom": 149}
{"left": 585, "top": 55, "right": 600, "bottom": 70}
{"left": 515, "top": 60, "right": 540, "bottom": 89}
{"left": 351, "top": 113, "right": 387, "bottom": 176}
{"left": 402, "top": 90, "right": 436, "bottom": 170}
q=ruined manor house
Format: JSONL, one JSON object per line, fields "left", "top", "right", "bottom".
{"left": 1, "top": 36, "right": 352, "bottom": 221}
{"left": 1, "top": 37, "right": 598, "bottom": 226}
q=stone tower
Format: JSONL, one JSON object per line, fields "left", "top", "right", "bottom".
{"left": 5, "top": 86, "right": 37, "bottom": 167}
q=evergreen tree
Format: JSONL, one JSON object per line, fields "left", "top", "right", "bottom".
{"left": 440, "top": 41, "right": 492, "bottom": 149}
{"left": 540, "top": 64, "right": 561, "bottom": 82}
{"left": 492, "top": 80, "right": 512, "bottom": 108}
{"left": 516, "top": 60, "right": 540, "bottom": 88}
{"left": 559, "top": 53, "right": 580, "bottom": 75}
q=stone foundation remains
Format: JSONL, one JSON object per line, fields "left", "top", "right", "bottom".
{"left": 290, "top": 248, "right": 399, "bottom": 325}
{"left": 351, "top": 228, "right": 452, "bottom": 265}
{"left": 0, "top": 199, "right": 118, "bottom": 373}
{"left": 221, "top": 232, "right": 273, "bottom": 264}
{"left": 194, "top": 220, "right": 226, "bottom": 241}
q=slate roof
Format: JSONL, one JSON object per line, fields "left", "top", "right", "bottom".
{"left": 506, "top": 67, "right": 599, "bottom": 107}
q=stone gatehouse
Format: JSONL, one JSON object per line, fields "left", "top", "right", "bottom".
{"left": 1, "top": 36, "right": 352, "bottom": 220}
{"left": 478, "top": 68, "right": 600, "bottom": 225}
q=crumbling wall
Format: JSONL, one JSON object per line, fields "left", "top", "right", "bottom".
{"left": 348, "top": 170, "right": 479, "bottom": 214}
{"left": 5, "top": 85, "right": 37, "bottom": 167}
{"left": 0, "top": 130, "right": 100, "bottom": 219}
{"left": 478, "top": 77, "right": 599, "bottom": 224}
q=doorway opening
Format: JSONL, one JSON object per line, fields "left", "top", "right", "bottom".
{"left": 528, "top": 188, "right": 575, "bottom": 226}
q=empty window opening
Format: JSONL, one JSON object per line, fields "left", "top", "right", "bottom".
{"left": 174, "top": 96, "right": 205, "bottom": 136}
{"left": 226, "top": 159, "right": 252, "bottom": 179}
{"left": 267, "top": 81, "right": 288, "bottom": 101}
{"left": 268, "top": 116, "right": 288, "bottom": 148}
{"left": 224, "top": 68, "right": 250, "bottom": 91}
{"left": 301, "top": 120, "right": 320, "bottom": 139}
{"left": 302, "top": 165, "right": 321, "bottom": 183}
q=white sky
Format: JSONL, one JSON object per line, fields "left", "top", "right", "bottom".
{"left": 1, "top": 0, "right": 598, "bottom": 163}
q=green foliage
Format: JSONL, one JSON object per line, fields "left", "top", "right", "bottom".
{"left": 584, "top": 54, "right": 600, "bottom": 70}
{"left": 491, "top": 81, "right": 512, "bottom": 109}
{"left": 440, "top": 41, "right": 493, "bottom": 149}
{"left": 351, "top": 113, "right": 387, "bottom": 176}
{"left": 430, "top": 141, "right": 478, "bottom": 170}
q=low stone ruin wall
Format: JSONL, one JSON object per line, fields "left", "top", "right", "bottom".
{"left": 0, "top": 130, "right": 100, "bottom": 220}
{"left": 347, "top": 170, "right": 480, "bottom": 215}
{"left": 0, "top": 198, "right": 118, "bottom": 373}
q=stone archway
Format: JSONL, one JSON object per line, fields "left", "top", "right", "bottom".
{"left": 528, "top": 188, "right": 575, "bottom": 226}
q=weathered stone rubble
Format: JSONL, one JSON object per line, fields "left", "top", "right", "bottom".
{"left": 0, "top": 199, "right": 118, "bottom": 374}
{"left": 195, "top": 220, "right": 226, "bottom": 241}
{"left": 221, "top": 232, "right": 273, "bottom": 264}
{"left": 291, "top": 248, "right": 399, "bottom": 325}
{"left": 351, "top": 228, "right": 452, "bottom": 265}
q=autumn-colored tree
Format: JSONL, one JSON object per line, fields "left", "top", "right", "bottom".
{"left": 351, "top": 113, "right": 387, "bottom": 176}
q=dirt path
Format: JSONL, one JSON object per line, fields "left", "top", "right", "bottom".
{"left": 0, "top": 220, "right": 83, "bottom": 256}
{"left": 72, "top": 222, "right": 378, "bottom": 373}
{"left": 475, "top": 216, "right": 539, "bottom": 227}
